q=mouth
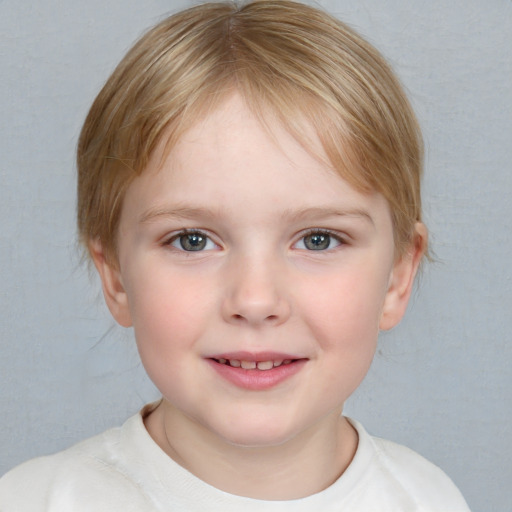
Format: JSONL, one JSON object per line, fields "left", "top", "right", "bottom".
{"left": 207, "top": 353, "right": 307, "bottom": 390}
{"left": 211, "top": 358, "right": 296, "bottom": 371}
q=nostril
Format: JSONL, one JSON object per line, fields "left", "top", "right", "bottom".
{"left": 223, "top": 293, "right": 291, "bottom": 326}
{"left": 231, "top": 313, "right": 278, "bottom": 322}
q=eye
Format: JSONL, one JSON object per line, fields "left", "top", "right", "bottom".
{"left": 295, "top": 230, "right": 342, "bottom": 251}
{"left": 168, "top": 231, "right": 217, "bottom": 252}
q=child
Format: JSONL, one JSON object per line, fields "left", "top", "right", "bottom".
{"left": 0, "top": 1, "right": 470, "bottom": 510}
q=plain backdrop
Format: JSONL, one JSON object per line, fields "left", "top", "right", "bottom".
{"left": 1, "top": 1, "right": 511, "bottom": 511}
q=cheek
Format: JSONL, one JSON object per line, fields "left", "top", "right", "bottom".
{"left": 300, "top": 267, "right": 386, "bottom": 341}
{"left": 296, "top": 266, "right": 388, "bottom": 390}
{"left": 124, "top": 269, "right": 214, "bottom": 366}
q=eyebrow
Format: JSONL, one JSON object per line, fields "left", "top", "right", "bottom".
{"left": 139, "top": 206, "right": 222, "bottom": 224}
{"left": 139, "top": 205, "right": 375, "bottom": 226}
{"left": 281, "top": 206, "right": 375, "bottom": 226}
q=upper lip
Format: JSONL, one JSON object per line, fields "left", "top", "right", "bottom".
{"left": 207, "top": 351, "right": 306, "bottom": 362}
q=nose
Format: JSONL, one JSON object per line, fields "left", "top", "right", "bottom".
{"left": 221, "top": 255, "right": 291, "bottom": 327}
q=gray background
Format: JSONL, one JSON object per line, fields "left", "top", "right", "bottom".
{"left": 1, "top": 1, "right": 510, "bottom": 511}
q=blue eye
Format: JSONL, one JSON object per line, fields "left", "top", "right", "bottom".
{"left": 296, "top": 231, "right": 342, "bottom": 251}
{"left": 170, "top": 231, "right": 216, "bottom": 251}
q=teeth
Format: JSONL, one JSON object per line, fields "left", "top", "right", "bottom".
{"left": 218, "top": 358, "right": 293, "bottom": 370}
{"left": 256, "top": 361, "right": 274, "bottom": 370}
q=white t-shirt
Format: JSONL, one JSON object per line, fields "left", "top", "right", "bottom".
{"left": 0, "top": 404, "right": 470, "bottom": 511}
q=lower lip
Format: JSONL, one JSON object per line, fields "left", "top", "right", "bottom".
{"left": 207, "top": 359, "right": 307, "bottom": 390}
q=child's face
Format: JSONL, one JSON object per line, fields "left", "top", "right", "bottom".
{"left": 94, "top": 94, "right": 417, "bottom": 448}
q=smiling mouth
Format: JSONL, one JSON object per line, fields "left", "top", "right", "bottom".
{"left": 208, "top": 356, "right": 307, "bottom": 390}
{"left": 212, "top": 358, "right": 297, "bottom": 371}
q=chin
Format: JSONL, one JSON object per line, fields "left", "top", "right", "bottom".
{"left": 210, "top": 414, "right": 305, "bottom": 449}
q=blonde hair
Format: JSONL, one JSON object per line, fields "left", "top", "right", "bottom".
{"left": 77, "top": 0, "right": 424, "bottom": 264}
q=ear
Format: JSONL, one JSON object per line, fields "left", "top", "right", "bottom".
{"left": 379, "top": 223, "right": 427, "bottom": 331}
{"left": 89, "top": 239, "right": 133, "bottom": 328}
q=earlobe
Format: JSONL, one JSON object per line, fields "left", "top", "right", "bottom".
{"left": 88, "top": 239, "right": 133, "bottom": 328}
{"left": 379, "top": 223, "right": 427, "bottom": 331}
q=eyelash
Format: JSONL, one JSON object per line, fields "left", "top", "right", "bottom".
{"left": 162, "top": 228, "right": 346, "bottom": 253}
{"left": 163, "top": 229, "right": 217, "bottom": 252}
{"left": 295, "top": 229, "right": 345, "bottom": 251}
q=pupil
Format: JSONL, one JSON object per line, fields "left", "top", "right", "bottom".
{"left": 305, "top": 233, "right": 330, "bottom": 250}
{"left": 181, "top": 233, "right": 206, "bottom": 251}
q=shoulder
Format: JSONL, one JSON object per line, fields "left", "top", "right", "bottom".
{"left": 0, "top": 415, "right": 154, "bottom": 512}
{"left": 350, "top": 419, "right": 471, "bottom": 511}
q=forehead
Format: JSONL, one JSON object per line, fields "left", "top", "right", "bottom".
{"left": 120, "top": 94, "right": 391, "bottom": 231}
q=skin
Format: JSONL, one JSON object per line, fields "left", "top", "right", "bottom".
{"left": 91, "top": 94, "right": 425, "bottom": 500}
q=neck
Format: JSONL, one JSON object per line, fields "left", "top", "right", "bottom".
{"left": 144, "top": 400, "right": 358, "bottom": 500}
